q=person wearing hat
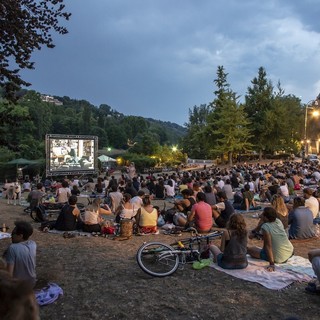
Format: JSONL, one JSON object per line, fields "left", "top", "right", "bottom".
{"left": 303, "top": 188, "right": 319, "bottom": 219}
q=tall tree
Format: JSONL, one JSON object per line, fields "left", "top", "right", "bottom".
{"left": 244, "top": 67, "right": 274, "bottom": 159}
{"left": 206, "top": 66, "right": 252, "bottom": 164}
{"left": 0, "top": 0, "right": 71, "bottom": 99}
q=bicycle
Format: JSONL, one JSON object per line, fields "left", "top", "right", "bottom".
{"left": 136, "top": 228, "right": 223, "bottom": 277}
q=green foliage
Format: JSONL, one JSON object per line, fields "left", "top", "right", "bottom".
{"left": 0, "top": 90, "right": 186, "bottom": 163}
{"left": 183, "top": 65, "right": 304, "bottom": 164}
{"left": 0, "top": 0, "right": 71, "bottom": 100}
{"left": 120, "top": 153, "right": 157, "bottom": 172}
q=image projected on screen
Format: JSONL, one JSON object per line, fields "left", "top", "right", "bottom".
{"left": 46, "top": 134, "right": 98, "bottom": 176}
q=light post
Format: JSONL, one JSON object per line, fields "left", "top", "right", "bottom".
{"left": 304, "top": 98, "right": 319, "bottom": 156}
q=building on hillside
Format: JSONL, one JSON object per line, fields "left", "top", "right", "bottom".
{"left": 41, "top": 95, "right": 63, "bottom": 106}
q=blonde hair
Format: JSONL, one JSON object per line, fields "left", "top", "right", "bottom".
{"left": 271, "top": 194, "right": 288, "bottom": 217}
{"left": 87, "top": 198, "right": 102, "bottom": 212}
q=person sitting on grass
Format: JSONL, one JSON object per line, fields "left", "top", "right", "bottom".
{"left": 54, "top": 195, "right": 83, "bottom": 231}
{"left": 82, "top": 198, "right": 112, "bottom": 233}
{"left": 135, "top": 195, "right": 159, "bottom": 235}
{"left": 173, "top": 188, "right": 196, "bottom": 227}
{"left": 305, "top": 249, "right": 320, "bottom": 294}
{"left": 288, "top": 197, "right": 315, "bottom": 240}
{"left": 211, "top": 191, "right": 235, "bottom": 228}
{"left": 3, "top": 221, "right": 37, "bottom": 288}
{"left": 249, "top": 194, "right": 288, "bottom": 239}
{"left": 175, "top": 192, "right": 213, "bottom": 233}
{"left": 247, "top": 207, "right": 294, "bottom": 272}
{"left": 210, "top": 214, "right": 248, "bottom": 269}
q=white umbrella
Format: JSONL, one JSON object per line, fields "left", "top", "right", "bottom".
{"left": 98, "top": 155, "right": 116, "bottom": 162}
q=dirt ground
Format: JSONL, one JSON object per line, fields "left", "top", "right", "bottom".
{"left": 0, "top": 197, "right": 319, "bottom": 320}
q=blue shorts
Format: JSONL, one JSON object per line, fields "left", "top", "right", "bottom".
{"left": 260, "top": 249, "right": 268, "bottom": 261}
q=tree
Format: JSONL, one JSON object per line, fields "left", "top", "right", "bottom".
{"left": 244, "top": 67, "right": 274, "bottom": 159}
{"left": 206, "top": 66, "right": 252, "bottom": 165}
{"left": 0, "top": 0, "right": 71, "bottom": 99}
{"left": 182, "top": 104, "right": 211, "bottom": 158}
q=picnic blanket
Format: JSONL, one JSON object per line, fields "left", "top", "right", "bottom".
{"left": 47, "top": 229, "right": 92, "bottom": 237}
{"left": 0, "top": 232, "right": 11, "bottom": 240}
{"left": 210, "top": 255, "right": 313, "bottom": 290}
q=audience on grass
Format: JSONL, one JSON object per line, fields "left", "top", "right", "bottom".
{"left": 115, "top": 193, "right": 137, "bottom": 223}
{"left": 135, "top": 195, "right": 159, "bottom": 234}
{"left": 288, "top": 197, "right": 315, "bottom": 240}
{"left": 306, "top": 249, "right": 320, "bottom": 294}
{"left": 179, "top": 192, "right": 213, "bottom": 233}
{"left": 247, "top": 207, "right": 294, "bottom": 272}
{"left": 54, "top": 195, "right": 82, "bottom": 231}
{"left": 3, "top": 221, "right": 37, "bottom": 288}
{"left": 212, "top": 191, "right": 235, "bottom": 228}
{"left": 82, "top": 198, "right": 112, "bottom": 233}
{"left": 210, "top": 214, "right": 248, "bottom": 269}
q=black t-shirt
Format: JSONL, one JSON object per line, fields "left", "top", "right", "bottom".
{"left": 55, "top": 205, "right": 78, "bottom": 231}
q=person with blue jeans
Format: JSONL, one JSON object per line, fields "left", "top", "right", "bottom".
{"left": 306, "top": 249, "right": 320, "bottom": 294}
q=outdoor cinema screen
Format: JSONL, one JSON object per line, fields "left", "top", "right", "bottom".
{"left": 46, "top": 134, "right": 98, "bottom": 176}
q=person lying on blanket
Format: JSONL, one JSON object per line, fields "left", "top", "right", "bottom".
{"left": 209, "top": 213, "right": 248, "bottom": 269}
{"left": 305, "top": 249, "right": 320, "bottom": 294}
{"left": 247, "top": 207, "right": 294, "bottom": 272}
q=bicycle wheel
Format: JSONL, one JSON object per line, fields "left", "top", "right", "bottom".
{"left": 136, "top": 242, "right": 180, "bottom": 277}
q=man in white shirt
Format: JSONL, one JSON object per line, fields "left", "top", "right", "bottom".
{"left": 130, "top": 190, "right": 145, "bottom": 210}
{"left": 304, "top": 188, "right": 319, "bottom": 219}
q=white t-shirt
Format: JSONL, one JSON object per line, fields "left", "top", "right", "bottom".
{"left": 305, "top": 196, "right": 319, "bottom": 219}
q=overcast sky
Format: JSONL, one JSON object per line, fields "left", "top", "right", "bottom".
{"left": 22, "top": 0, "right": 320, "bottom": 125}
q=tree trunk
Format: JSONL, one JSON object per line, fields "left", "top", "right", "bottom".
{"left": 228, "top": 151, "right": 233, "bottom": 166}
{"left": 259, "top": 149, "right": 263, "bottom": 161}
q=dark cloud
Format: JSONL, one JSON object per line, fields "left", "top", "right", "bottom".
{"left": 21, "top": 0, "right": 320, "bottom": 125}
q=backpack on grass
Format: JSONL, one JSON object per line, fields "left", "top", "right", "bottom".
{"left": 30, "top": 204, "right": 48, "bottom": 223}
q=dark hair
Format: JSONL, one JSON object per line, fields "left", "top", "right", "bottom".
{"left": 62, "top": 180, "right": 69, "bottom": 188}
{"left": 14, "top": 221, "right": 33, "bottom": 240}
{"left": 196, "top": 192, "right": 206, "bottom": 202}
{"left": 142, "top": 195, "right": 152, "bottom": 206}
{"left": 36, "top": 182, "right": 43, "bottom": 190}
{"left": 244, "top": 184, "right": 250, "bottom": 192}
{"left": 216, "top": 191, "right": 227, "bottom": 200}
{"left": 167, "top": 180, "right": 173, "bottom": 187}
{"left": 181, "top": 188, "right": 193, "bottom": 197}
{"left": 137, "top": 190, "right": 145, "bottom": 197}
{"left": 123, "top": 193, "right": 132, "bottom": 202}
{"left": 68, "top": 195, "right": 78, "bottom": 205}
{"left": 293, "top": 196, "right": 305, "bottom": 207}
{"left": 204, "top": 185, "right": 212, "bottom": 193}
{"left": 262, "top": 207, "right": 277, "bottom": 222}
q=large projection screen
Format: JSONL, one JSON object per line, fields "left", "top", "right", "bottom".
{"left": 46, "top": 134, "right": 98, "bottom": 176}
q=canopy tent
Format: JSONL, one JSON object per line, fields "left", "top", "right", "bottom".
{"left": 98, "top": 155, "right": 116, "bottom": 162}
{"left": 7, "top": 158, "right": 39, "bottom": 165}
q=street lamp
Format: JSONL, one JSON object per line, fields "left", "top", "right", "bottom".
{"left": 304, "top": 98, "right": 319, "bottom": 156}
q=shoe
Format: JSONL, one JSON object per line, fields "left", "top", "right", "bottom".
{"left": 305, "top": 285, "right": 320, "bottom": 295}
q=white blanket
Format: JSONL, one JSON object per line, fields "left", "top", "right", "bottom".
{"left": 0, "top": 232, "right": 11, "bottom": 240}
{"left": 210, "top": 255, "right": 314, "bottom": 290}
